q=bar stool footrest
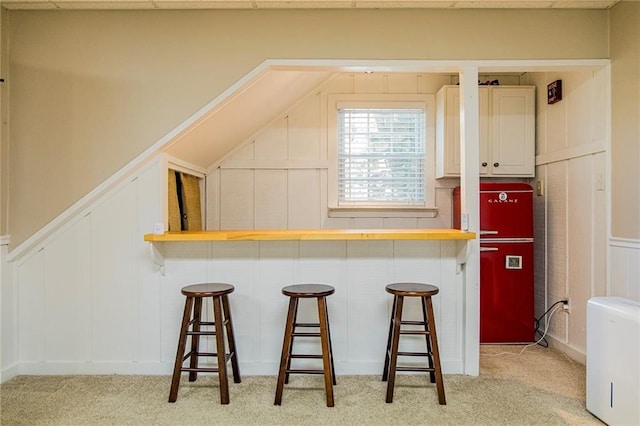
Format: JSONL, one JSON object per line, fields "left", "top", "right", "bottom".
{"left": 399, "top": 330, "right": 430, "bottom": 336}
{"left": 181, "top": 367, "right": 220, "bottom": 373}
{"left": 286, "top": 369, "right": 326, "bottom": 375}
{"left": 401, "top": 320, "right": 427, "bottom": 326}
{"left": 397, "top": 351, "right": 431, "bottom": 357}
{"left": 396, "top": 366, "right": 436, "bottom": 372}
{"left": 187, "top": 331, "right": 217, "bottom": 336}
{"left": 182, "top": 352, "right": 234, "bottom": 362}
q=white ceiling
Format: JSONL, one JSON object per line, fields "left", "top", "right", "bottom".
{"left": 0, "top": 0, "right": 621, "bottom": 11}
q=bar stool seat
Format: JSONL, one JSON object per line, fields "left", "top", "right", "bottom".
{"left": 382, "top": 282, "right": 446, "bottom": 405}
{"left": 169, "top": 283, "right": 241, "bottom": 404}
{"left": 275, "top": 284, "right": 336, "bottom": 407}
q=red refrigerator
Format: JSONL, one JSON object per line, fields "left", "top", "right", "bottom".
{"left": 454, "top": 183, "right": 535, "bottom": 343}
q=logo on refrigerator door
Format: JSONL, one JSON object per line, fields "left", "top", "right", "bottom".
{"left": 488, "top": 192, "right": 519, "bottom": 204}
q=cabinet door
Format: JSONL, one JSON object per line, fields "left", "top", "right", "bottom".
{"left": 443, "top": 87, "right": 461, "bottom": 176}
{"left": 437, "top": 86, "right": 489, "bottom": 177}
{"left": 478, "top": 88, "right": 490, "bottom": 175}
{"left": 490, "top": 87, "right": 535, "bottom": 176}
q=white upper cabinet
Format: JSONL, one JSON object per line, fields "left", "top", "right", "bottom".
{"left": 436, "top": 85, "right": 535, "bottom": 178}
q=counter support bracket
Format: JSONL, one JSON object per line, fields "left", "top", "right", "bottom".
{"left": 149, "top": 242, "right": 165, "bottom": 276}
{"left": 456, "top": 240, "right": 471, "bottom": 274}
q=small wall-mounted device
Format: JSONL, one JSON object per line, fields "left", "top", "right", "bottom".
{"left": 547, "top": 80, "right": 562, "bottom": 104}
{"left": 461, "top": 213, "right": 469, "bottom": 231}
{"left": 153, "top": 222, "right": 165, "bottom": 234}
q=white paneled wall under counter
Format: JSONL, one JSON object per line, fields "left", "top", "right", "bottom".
{"left": 159, "top": 239, "right": 465, "bottom": 376}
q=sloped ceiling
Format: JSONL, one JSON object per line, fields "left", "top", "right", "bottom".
{"left": 165, "top": 69, "right": 334, "bottom": 170}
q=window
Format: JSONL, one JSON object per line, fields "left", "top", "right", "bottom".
{"left": 328, "top": 94, "right": 436, "bottom": 217}
{"left": 338, "top": 107, "right": 425, "bottom": 205}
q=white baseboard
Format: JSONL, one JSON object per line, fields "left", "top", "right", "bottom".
{"left": 17, "top": 361, "right": 173, "bottom": 376}
{"left": 8, "top": 359, "right": 464, "bottom": 377}
{"left": 1, "top": 364, "right": 19, "bottom": 383}
{"left": 546, "top": 334, "right": 586, "bottom": 365}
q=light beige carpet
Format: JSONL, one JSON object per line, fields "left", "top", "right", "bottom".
{"left": 0, "top": 345, "right": 602, "bottom": 425}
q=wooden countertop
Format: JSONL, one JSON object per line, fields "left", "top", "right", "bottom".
{"left": 144, "top": 229, "right": 476, "bottom": 242}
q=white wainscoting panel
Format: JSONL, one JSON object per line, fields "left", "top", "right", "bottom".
{"left": 345, "top": 241, "right": 392, "bottom": 372}
{"left": 220, "top": 169, "right": 255, "bottom": 229}
{"left": 1, "top": 241, "right": 18, "bottom": 380}
{"left": 567, "top": 155, "right": 594, "bottom": 351}
{"left": 209, "top": 242, "right": 259, "bottom": 365}
{"left": 43, "top": 215, "right": 92, "bottom": 364}
{"left": 161, "top": 241, "right": 210, "bottom": 364}
{"left": 610, "top": 241, "right": 640, "bottom": 301}
{"left": 254, "top": 170, "right": 288, "bottom": 229}
{"left": 91, "top": 182, "right": 138, "bottom": 362}
{"left": 17, "top": 250, "right": 45, "bottom": 364}
{"left": 288, "top": 169, "right": 322, "bottom": 229}
{"left": 136, "top": 164, "right": 163, "bottom": 363}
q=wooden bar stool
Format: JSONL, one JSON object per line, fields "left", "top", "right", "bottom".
{"left": 382, "top": 282, "right": 446, "bottom": 405}
{"left": 168, "top": 283, "right": 241, "bottom": 404}
{"left": 274, "top": 284, "right": 336, "bottom": 407}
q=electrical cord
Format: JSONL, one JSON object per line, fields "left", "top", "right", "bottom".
{"left": 483, "top": 303, "right": 564, "bottom": 357}
{"left": 533, "top": 300, "right": 567, "bottom": 347}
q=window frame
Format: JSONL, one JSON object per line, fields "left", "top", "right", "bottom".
{"left": 327, "top": 93, "right": 437, "bottom": 218}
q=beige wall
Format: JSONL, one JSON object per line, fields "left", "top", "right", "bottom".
{"left": 610, "top": 1, "right": 640, "bottom": 240}
{"left": 3, "top": 8, "right": 609, "bottom": 247}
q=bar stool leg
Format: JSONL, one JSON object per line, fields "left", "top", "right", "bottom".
{"left": 425, "top": 296, "right": 446, "bottom": 405}
{"left": 385, "top": 295, "right": 404, "bottom": 403}
{"left": 318, "top": 296, "right": 335, "bottom": 407}
{"left": 189, "top": 297, "right": 203, "bottom": 382}
{"left": 275, "top": 297, "right": 297, "bottom": 405}
{"left": 421, "top": 296, "right": 436, "bottom": 384}
{"left": 213, "top": 295, "right": 230, "bottom": 405}
{"left": 323, "top": 298, "right": 337, "bottom": 386}
{"left": 284, "top": 297, "right": 299, "bottom": 385}
{"left": 382, "top": 295, "right": 398, "bottom": 382}
{"left": 169, "top": 296, "right": 194, "bottom": 403}
{"left": 222, "top": 295, "right": 241, "bottom": 383}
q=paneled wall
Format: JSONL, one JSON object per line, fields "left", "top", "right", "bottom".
{"left": 2, "top": 155, "right": 469, "bottom": 380}
{"left": 205, "top": 73, "right": 523, "bottom": 231}
{"left": 525, "top": 69, "right": 609, "bottom": 361}
{"left": 5, "top": 162, "right": 162, "bottom": 377}
{"left": 160, "top": 239, "right": 464, "bottom": 375}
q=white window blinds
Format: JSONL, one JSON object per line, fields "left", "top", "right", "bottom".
{"left": 337, "top": 108, "right": 426, "bottom": 205}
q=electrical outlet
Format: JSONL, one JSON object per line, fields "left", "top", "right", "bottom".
{"left": 536, "top": 180, "right": 544, "bottom": 196}
{"left": 562, "top": 298, "right": 571, "bottom": 314}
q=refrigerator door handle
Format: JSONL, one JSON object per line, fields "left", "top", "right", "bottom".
{"left": 480, "top": 230, "right": 499, "bottom": 236}
{"left": 480, "top": 247, "right": 499, "bottom": 252}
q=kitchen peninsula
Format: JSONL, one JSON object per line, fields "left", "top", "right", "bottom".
{"left": 146, "top": 228, "right": 476, "bottom": 377}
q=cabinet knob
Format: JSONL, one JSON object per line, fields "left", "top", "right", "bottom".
{"left": 493, "top": 162, "right": 500, "bottom": 167}
{"left": 482, "top": 162, "right": 488, "bottom": 167}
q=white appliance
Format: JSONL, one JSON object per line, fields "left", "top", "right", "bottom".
{"left": 586, "top": 297, "right": 640, "bottom": 425}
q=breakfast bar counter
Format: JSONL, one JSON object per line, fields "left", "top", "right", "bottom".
{"left": 144, "top": 228, "right": 476, "bottom": 242}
